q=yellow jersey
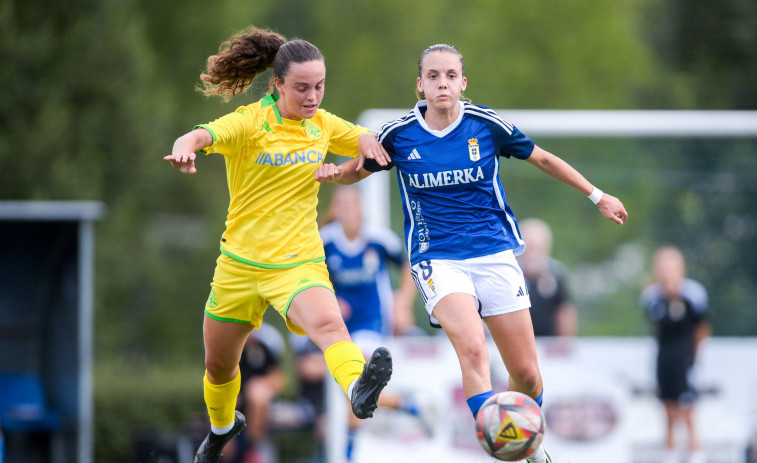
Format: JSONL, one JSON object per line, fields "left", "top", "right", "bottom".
{"left": 196, "top": 94, "right": 368, "bottom": 268}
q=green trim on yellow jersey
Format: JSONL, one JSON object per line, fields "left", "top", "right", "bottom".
{"left": 263, "top": 94, "right": 284, "bottom": 124}
{"left": 193, "top": 124, "right": 217, "bottom": 155}
{"left": 220, "top": 246, "right": 325, "bottom": 269}
{"left": 204, "top": 310, "right": 252, "bottom": 325}
{"left": 197, "top": 95, "right": 367, "bottom": 267}
{"left": 262, "top": 93, "right": 307, "bottom": 126}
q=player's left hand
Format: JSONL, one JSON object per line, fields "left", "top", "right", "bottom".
{"left": 357, "top": 132, "right": 390, "bottom": 170}
{"left": 597, "top": 193, "right": 628, "bottom": 225}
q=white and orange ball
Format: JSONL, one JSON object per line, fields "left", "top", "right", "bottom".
{"left": 475, "top": 391, "right": 546, "bottom": 461}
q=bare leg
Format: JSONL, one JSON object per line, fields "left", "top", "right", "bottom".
{"left": 485, "top": 309, "right": 543, "bottom": 398}
{"left": 286, "top": 286, "right": 352, "bottom": 350}
{"left": 663, "top": 400, "right": 679, "bottom": 451}
{"left": 432, "top": 293, "right": 492, "bottom": 398}
{"left": 196, "top": 316, "right": 254, "bottom": 462}
{"left": 243, "top": 374, "right": 283, "bottom": 442}
{"left": 203, "top": 316, "right": 254, "bottom": 383}
{"left": 682, "top": 404, "right": 701, "bottom": 453}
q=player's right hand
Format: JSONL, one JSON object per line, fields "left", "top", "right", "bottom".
{"left": 314, "top": 163, "right": 343, "bottom": 183}
{"left": 163, "top": 152, "right": 197, "bottom": 174}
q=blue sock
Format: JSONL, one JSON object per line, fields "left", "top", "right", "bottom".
{"left": 467, "top": 390, "right": 494, "bottom": 419}
{"left": 398, "top": 395, "right": 421, "bottom": 416}
{"left": 346, "top": 427, "right": 357, "bottom": 461}
{"left": 534, "top": 389, "right": 543, "bottom": 406}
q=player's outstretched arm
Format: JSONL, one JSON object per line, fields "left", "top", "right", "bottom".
{"left": 163, "top": 128, "right": 212, "bottom": 174}
{"left": 526, "top": 145, "right": 628, "bottom": 225}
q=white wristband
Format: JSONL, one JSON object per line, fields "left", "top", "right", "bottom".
{"left": 587, "top": 187, "right": 603, "bottom": 205}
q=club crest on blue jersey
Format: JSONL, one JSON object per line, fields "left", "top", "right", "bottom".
{"left": 468, "top": 138, "right": 480, "bottom": 161}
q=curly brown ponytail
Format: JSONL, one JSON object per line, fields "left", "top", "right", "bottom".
{"left": 200, "top": 26, "right": 287, "bottom": 101}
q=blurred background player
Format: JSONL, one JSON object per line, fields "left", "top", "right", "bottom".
{"left": 320, "top": 186, "right": 430, "bottom": 461}
{"left": 227, "top": 323, "right": 286, "bottom": 463}
{"left": 640, "top": 246, "right": 710, "bottom": 463}
{"left": 517, "top": 218, "right": 577, "bottom": 337}
{"left": 320, "top": 187, "right": 418, "bottom": 338}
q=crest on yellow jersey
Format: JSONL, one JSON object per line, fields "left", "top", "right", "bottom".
{"left": 305, "top": 120, "right": 322, "bottom": 139}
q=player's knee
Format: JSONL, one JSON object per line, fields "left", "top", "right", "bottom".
{"left": 204, "top": 354, "right": 237, "bottom": 380}
{"left": 305, "top": 312, "right": 349, "bottom": 343}
{"left": 509, "top": 363, "right": 541, "bottom": 390}
{"left": 458, "top": 339, "right": 489, "bottom": 370}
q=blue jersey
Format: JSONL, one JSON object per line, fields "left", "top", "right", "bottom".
{"left": 320, "top": 222, "right": 405, "bottom": 335}
{"left": 367, "top": 101, "right": 535, "bottom": 265}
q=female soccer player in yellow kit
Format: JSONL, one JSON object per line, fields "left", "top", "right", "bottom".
{"left": 164, "top": 26, "right": 393, "bottom": 463}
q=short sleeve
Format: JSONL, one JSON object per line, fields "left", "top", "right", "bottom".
{"left": 467, "top": 104, "right": 535, "bottom": 160}
{"left": 322, "top": 110, "right": 370, "bottom": 159}
{"left": 497, "top": 125, "right": 536, "bottom": 160}
{"left": 682, "top": 279, "right": 709, "bottom": 318}
{"left": 363, "top": 119, "right": 401, "bottom": 172}
{"left": 195, "top": 106, "right": 255, "bottom": 157}
{"left": 363, "top": 157, "right": 394, "bottom": 172}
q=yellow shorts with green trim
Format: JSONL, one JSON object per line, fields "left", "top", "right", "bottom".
{"left": 205, "top": 253, "right": 334, "bottom": 335}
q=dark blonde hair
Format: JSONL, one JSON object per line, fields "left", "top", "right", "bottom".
{"left": 416, "top": 44, "right": 465, "bottom": 100}
{"left": 200, "top": 26, "right": 323, "bottom": 101}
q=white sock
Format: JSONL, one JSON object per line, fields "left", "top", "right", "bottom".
{"left": 211, "top": 421, "right": 234, "bottom": 435}
{"left": 661, "top": 448, "right": 680, "bottom": 463}
{"left": 347, "top": 379, "right": 356, "bottom": 399}
{"left": 687, "top": 450, "right": 706, "bottom": 463}
{"left": 527, "top": 445, "right": 546, "bottom": 463}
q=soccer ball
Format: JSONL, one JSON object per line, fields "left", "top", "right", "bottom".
{"left": 475, "top": 391, "right": 546, "bottom": 461}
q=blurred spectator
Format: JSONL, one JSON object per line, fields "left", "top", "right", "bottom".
{"left": 639, "top": 246, "right": 710, "bottom": 463}
{"left": 320, "top": 186, "right": 429, "bottom": 461}
{"left": 288, "top": 334, "right": 329, "bottom": 442}
{"left": 320, "top": 186, "right": 418, "bottom": 337}
{"left": 517, "top": 218, "right": 577, "bottom": 337}
{"left": 225, "top": 322, "right": 286, "bottom": 463}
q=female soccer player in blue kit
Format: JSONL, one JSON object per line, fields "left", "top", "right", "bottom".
{"left": 315, "top": 44, "right": 628, "bottom": 463}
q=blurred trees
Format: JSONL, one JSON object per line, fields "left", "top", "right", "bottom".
{"left": 1, "top": 0, "right": 756, "bottom": 364}
{"left": 639, "top": 0, "right": 757, "bottom": 335}
{"left": 640, "top": 0, "right": 757, "bottom": 109}
{"left": 3, "top": 1, "right": 756, "bottom": 459}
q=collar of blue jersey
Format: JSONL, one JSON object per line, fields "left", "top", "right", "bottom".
{"left": 261, "top": 93, "right": 307, "bottom": 127}
{"left": 414, "top": 100, "right": 465, "bottom": 137}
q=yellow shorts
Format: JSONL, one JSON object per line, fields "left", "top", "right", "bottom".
{"left": 205, "top": 253, "right": 334, "bottom": 335}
